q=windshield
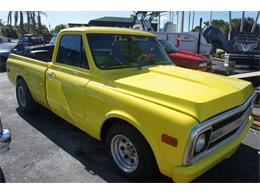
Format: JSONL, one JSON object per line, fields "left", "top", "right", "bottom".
{"left": 158, "top": 40, "right": 180, "bottom": 54}
{"left": 87, "top": 34, "right": 173, "bottom": 69}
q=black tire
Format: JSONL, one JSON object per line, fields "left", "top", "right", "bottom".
{"left": 0, "top": 57, "right": 7, "bottom": 72}
{"left": 0, "top": 167, "right": 5, "bottom": 183}
{"left": 16, "top": 78, "right": 37, "bottom": 113}
{"left": 106, "top": 121, "right": 158, "bottom": 181}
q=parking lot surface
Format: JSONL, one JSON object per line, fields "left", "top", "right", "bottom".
{"left": 0, "top": 72, "right": 259, "bottom": 182}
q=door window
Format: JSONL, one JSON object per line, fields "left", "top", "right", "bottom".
{"left": 56, "top": 34, "right": 89, "bottom": 69}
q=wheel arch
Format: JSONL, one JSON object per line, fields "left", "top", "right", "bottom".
{"left": 16, "top": 75, "right": 24, "bottom": 83}
{"left": 100, "top": 110, "right": 159, "bottom": 166}
{"left": 100, "top": 110, "right": 141, "bottom": 141}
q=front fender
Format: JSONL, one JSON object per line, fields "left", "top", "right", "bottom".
{"left": 103, "top": 109, "right": 159, "bottom": 160}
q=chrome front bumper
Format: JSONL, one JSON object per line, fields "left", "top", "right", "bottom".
{"left": 0, "top": 129, "right": 11, "bottom": 153}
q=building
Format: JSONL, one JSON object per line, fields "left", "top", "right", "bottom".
{"left": 88, "top": 17, "right": 134, "bottom": 28}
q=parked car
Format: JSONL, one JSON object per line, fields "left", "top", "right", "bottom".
{"left": 16, "top": 34, "right": 46, "bottom": 52}
{"left": 0, "top": 36, "right": 9, "bottom": 44}
{"left": 12, "top": 33, "right": 56, "bottom": 61}
{"left": 19, "top": 34, "right": 45, "bottom": 45}
{"left": 0, "top": 43, "right": 17, "bottom": 72}
{"left": 0, "top": 117, "right": 12, "bottom": 183}
{"left": 7, "top": 27, "right": 255, "bottom": 182}
{"left": 158, "top": 39, "right": 212, "bottom": 71}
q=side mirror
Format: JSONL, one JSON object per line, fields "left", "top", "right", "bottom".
{"left": 0, "top": 118, "right": 11, "bottom": 154}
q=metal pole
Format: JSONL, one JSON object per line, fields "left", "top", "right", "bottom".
{"left": 251, "top": 11, "right": 260, "bottom": 32}
{"left": 209, "top": 11, "right": 213, "bottom": 25}
{"left": 192, "top": 11, "right": 195, "bottom": 30}
{"left": 197, "top": 18, "right": 202, "bottom": 54}
{"left": 228, "top": 11, "right": 232, "bottom": 40}
{"left": 188, "top": 11, "right": 191, "bottom": 31}
{"left": 179, "top": 11, "right": 184, "bottom": 33}
{"left": 158, "top": 13, "right": 161, "bottom": 32}
{"left": 176, "top": 11, "right": 179, "bottom": 32}
{"left": 240, "top": 11, "right": 245, "bottom": 32}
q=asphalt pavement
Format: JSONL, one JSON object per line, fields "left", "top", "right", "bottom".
{"left": 0, "top": 72, "right": 259, "bottom": 183}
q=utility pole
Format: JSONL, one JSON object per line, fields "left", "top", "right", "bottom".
{"left": 192, "top": 11, "right": 195, "bottom": 30}
{"left": 209, "top": 11, "right": 213, "bottom": 25}
{"left": 228, "top": 11, "right": 232, "bottom": 40}
{"left": 197, "top": 18, "right": 203, "bottom": 54}
{"left": 240, "top": 11, "right": 245, "bottom": 32}
{"left": 179, "top": 11, "right": 184, "bottom": 33}
{"left": 158, "top": 12, "right": 161, "bottom": 32}
{"left": 188, "top": 11, "right": 191, "bottom": 31}
{"left": 176, "top": 11, "right": 179, "bottom": 32}
{"left": 251, "top": 11, "right": 260, "bottom": 32}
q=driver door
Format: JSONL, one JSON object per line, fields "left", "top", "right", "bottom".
{"left": 46, "top": 34, "right": 90, "bottom": 129}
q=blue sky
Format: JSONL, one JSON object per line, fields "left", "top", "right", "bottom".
{"left": 0, "top": 11, "right": 259, "bottom": 31}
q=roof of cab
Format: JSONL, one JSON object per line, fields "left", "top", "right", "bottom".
{"left": 60, "top": 26, "right": 155, "bottom": 37}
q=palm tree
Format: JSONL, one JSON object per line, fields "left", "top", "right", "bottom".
{"left": 26, "top": 11, "right": 30, "bottom": 32}
{"left": 7, "top": 12, "right": 12, "bottom": 27}
{"left": 19, "top": 11, "right": 24, "bottom": 34}
{"left": 14, "top": 12, "right": 18, "bottom": 27}
{"left": 7, "top": 11, "right": 47, "bottom": 34}
{"left": 37, "top": 11, "right": 47, "bottom": 30}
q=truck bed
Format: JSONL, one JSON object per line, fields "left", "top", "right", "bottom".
{"left": 21, "top": 44, "right": 54, "bottom": 62}
{"left": 7, "top": 53, "right": 49, "bottom": 108}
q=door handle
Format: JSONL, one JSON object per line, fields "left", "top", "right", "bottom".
{"left": 47, "top": 71, "right": 56, "bottom": 78}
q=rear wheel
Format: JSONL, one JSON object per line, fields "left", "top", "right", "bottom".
{"left": 0, "top": 167, "right": 5, "bottom": 183}
{"left": 16, "top": 78, "right": 37, "bottom": 113}
{"left": 106, "top": 122, "right": 158, "bottom": 181}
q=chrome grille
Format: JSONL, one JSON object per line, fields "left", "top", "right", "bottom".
{"left": 210, "top": 103, "right": 252, "bottom": 144}
{"left": 183, "top": 93, "right": 256, "bottom": 165}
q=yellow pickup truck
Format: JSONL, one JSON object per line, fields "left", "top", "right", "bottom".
{"left": 6, "top": 27, "right": 256, "bottom": 182}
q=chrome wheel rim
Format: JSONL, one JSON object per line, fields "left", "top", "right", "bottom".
{"left": 111, "top": 134, "right": 138, "bottom": 173}
{"left": 18, "top": 86, "right": 26, "bottom": 107}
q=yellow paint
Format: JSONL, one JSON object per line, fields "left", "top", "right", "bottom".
{"left": 6, "top": 27, "right": 254, "bottom": 182}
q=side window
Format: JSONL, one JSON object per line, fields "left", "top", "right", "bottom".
{"left": 56, "top": 34, "right": 89, "bottom": 69}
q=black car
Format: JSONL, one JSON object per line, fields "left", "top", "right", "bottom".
{"left": 0, "top": 43, "right": 17, "bottom": 72}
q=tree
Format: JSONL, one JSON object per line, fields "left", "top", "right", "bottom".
{"left": 19, "top": 11, "right": 24, "bottom": 35}
{"left": 51, "top": 24, "right": 68, "bottom": 33}
{"left": 37, "top": 11, "right": 47, "bottom": 33}
{"left": 192, "top": 17, "right": 260, "bottom": 38}
{"left": 231, "top": 17, "right": 259, "bottom": 33}
{"left": 0, "top": 19, "right": 4, "bottom": 27}
{"left": 6, "top": 11, "right": 47, "bottom": 35}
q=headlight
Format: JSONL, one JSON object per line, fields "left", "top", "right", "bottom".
{"left": 198, "top": 62, "right": 208, "bottom": 68}
{"left": 194, "top": 133, "right": 207, "bottom": 154}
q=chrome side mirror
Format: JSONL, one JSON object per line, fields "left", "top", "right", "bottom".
{"left": 0, "top": 118, "right": 11, "bottom": 154}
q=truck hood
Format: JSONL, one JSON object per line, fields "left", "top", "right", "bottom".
{"left": 107, "top": 65, "right": 253, "bottom": 122}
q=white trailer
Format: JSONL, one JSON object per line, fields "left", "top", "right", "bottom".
{"left": 155, "top": 32, "right": 213, "bottom": 56}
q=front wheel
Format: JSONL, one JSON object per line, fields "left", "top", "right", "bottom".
{"left": 0, "top": 167, "right": 5, "bottom": 183}
{"left": 106, "top": 122, "right": 158, "bottom": 181}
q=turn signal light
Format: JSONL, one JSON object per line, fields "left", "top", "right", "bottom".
{"left": 161, "top": 134, "right": 178, "bottom": 147}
